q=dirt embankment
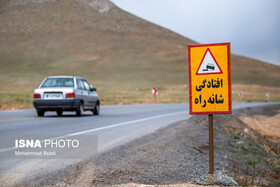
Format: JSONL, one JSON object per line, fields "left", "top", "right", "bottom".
{"left": 17, "top": 104, "right": 280, "bottom": 187}
{"left": 235, "top": 105, "right": 280, "bottom": 154}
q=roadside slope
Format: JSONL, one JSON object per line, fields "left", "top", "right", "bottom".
{"left": 0, "top": 0, "right": 280, "bottom": 90}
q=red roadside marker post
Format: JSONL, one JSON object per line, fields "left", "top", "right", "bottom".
{"left": 188, "top": 43, "right": 232, "bottom": 174}
{"left": 238, "top": 91, "right": 243, "bottom": 101}
{"left": 266, "top": 92, "right": 270, "bottom": 102}
{"left": 152, "top": 87, "right": 158, "bottom": 102}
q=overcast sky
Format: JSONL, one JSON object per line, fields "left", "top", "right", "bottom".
{"left": 110, "top": 0, "right": 280, "bottom": 66}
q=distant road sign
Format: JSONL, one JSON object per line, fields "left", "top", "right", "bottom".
{"left": 152, "top": 88, "right": 158, "bottom": 96}
{"left": 188, "top": 43, "right": 232, "bottom": 114}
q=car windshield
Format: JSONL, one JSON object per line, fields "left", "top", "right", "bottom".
{"left": 41, "top": 78, "right": 74, "bottom": 88}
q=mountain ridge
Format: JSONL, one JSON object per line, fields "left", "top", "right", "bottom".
{"left": 0, "top": 0, "right": 279, "bottom": 89}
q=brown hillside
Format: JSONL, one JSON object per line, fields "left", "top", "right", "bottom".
{"left": 0, "top": 0, "right": 279, "bottom": 90}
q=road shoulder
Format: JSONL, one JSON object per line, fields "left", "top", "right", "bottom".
{"left": 17, "top": 104, "right": 280, "bottom": 186}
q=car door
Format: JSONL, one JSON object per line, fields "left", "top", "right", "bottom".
{"left": 82, "top": 80, "right": 97, "bottom": 109}
{"left": 76, "top": 79, "right": 87, "bottom": 105}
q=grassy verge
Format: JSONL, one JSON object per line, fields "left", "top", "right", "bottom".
{"left": 0, "top": 90, "right": 33, "bottom": 110}
{"left": 0, "top": 87, "right": 188, "bottom": 110}
{"left": 0, "top": 84, "right": 279, "bottom": 110}
{"left": 232, "top": 84, "right": 280, "bottom": 102}
{"left": 219, "top": 134, "right": 280, "bottom": 186}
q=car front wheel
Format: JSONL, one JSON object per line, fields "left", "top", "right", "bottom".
{"left": 93, "top": 101, "right": 100, "bottom": 115}
{"left": 76, "top": 102, "right": 84, "bottom": 116}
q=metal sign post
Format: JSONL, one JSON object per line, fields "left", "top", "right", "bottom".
{"left": 208, "top": 114, "right": 214, "bottom": 174}
{"left": 188, "top": 43, "right": 231, "bottom": 174}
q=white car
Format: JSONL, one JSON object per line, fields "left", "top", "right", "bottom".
{"left": 33, "top": 76, "right": 100, "bottom": 117}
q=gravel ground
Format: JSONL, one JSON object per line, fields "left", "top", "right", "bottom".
{"left": 16, "top": 104, "right": 280, "bottom": 186}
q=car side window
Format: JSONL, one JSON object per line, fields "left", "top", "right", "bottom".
{"left": 77, "top": 79, "right": 85, "bottom": 90}
{"left": 82, "top": 80, "right": 91, "bottom": 91}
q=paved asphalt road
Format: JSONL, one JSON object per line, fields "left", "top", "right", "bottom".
{"left": 0, "top": 102, "right": 278, "bottom": 185}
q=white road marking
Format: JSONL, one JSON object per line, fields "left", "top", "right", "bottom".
{"left": 0, "top": 111, "right": 186, "bottom": 153}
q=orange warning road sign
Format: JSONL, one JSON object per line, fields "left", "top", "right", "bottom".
{"left": 188, "top": 43, "right": 232, "bottom": 114}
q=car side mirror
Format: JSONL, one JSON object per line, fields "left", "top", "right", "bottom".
{"left": 90, "top": 88, "right": 97, "bottom": 92}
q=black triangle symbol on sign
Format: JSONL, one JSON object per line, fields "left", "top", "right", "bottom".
{"left": 196, "top": 48, "right": 223, "bottom": 75}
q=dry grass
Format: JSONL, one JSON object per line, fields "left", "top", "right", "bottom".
{"left": 1, "top": 84, "right": 279, "bottom": 110}
{"left": 232, "top": 84, "right": 280, "bottom": 102}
